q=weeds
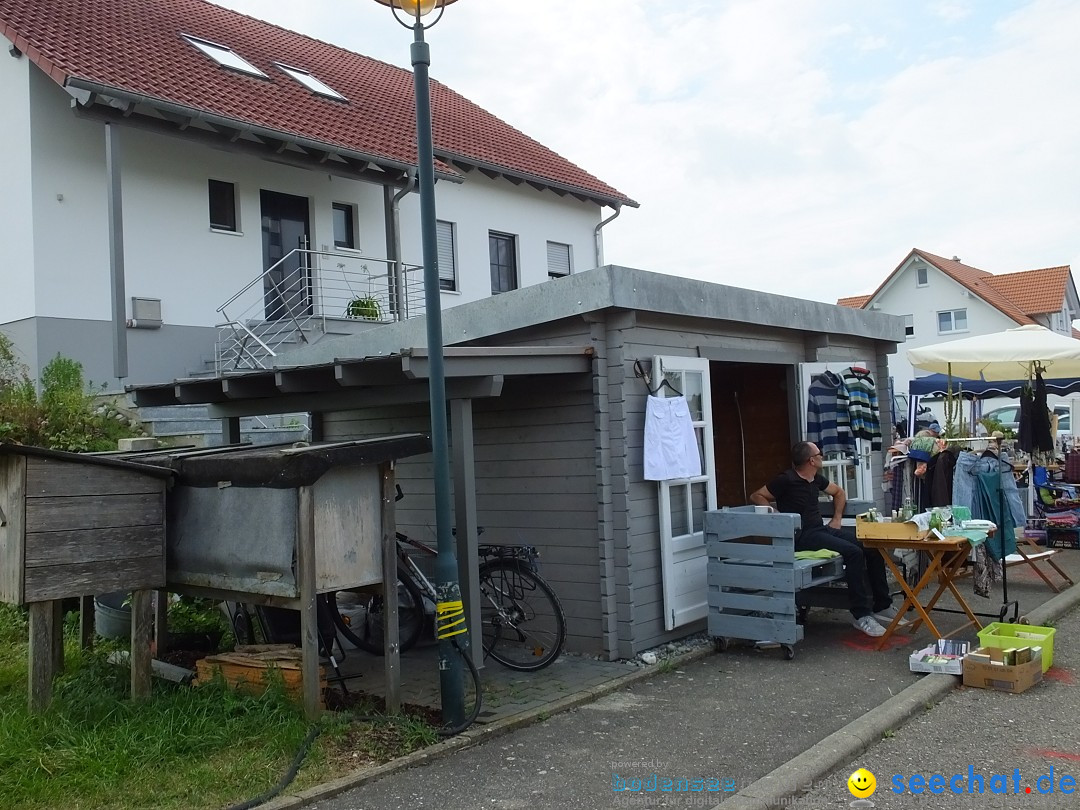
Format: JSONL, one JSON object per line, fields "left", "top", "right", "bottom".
{"left": 0, "top": 608, "right": 438, "bottom": 810}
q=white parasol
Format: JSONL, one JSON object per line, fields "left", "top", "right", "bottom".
{"left": 907, "top": 324, "right": 1080, "bottom": 381}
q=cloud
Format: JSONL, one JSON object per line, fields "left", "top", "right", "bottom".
{"left": 214, "top": 0, "right": 1080, "bottom": 303}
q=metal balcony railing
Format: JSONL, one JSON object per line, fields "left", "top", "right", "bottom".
{"left": 215, "top": 250, "right": 425, "bottom": 372}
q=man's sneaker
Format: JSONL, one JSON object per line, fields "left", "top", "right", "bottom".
{"left": 873, "top": 605, "right": 908, "bottom": 626}
{"left": 852, "top": 615, "right": 886, "bottom": 637}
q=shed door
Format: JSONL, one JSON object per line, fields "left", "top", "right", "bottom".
{"left": 655, "top": 356, "right": 717, "bottom": 631}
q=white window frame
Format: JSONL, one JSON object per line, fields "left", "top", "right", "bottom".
{"left": 654, "top": 355, "right": 716, "bottom": 631}
{"left": 546, "top": 240, "right": 572, "bottom": 278}
{"left": 937, "top": 308, "right": 968, "bottom": 335}
{"left": 275, "top": 63, "right": 347, "bottom": 101}
{"left": 916, "top": 266, "right": 928, "bottom": 287}
{"left": 904, "top": 314, "right": 915, "bottom": 339}
{"left": 183, "top": 35, "right": 266, "bottom": 78}
{"left": 437, "top": 220, "right": 457, "bottom": 292}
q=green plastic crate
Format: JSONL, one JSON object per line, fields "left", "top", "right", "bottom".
{"left": 976, "top": 622, "right": 1055, "bottom": 673}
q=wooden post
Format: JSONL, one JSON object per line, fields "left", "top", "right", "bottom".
{"left": 51, "top": 599, "right": 64, "bottom": 674}
{"left": 380, "top": 463, "right": 400, "bottom": 714}
{"left": 297, "top": 485, "right": 321, "bottom": 721}
{"left": 130, "top": 589, "right": 153, "bottom": 700}
{"left": 79, "top": 595, "right": 95, "bottom": 650}
{"left": 28, "top": 601, "right": 57, "bottom": 712}
{"left": 154, "top": 590, "right": 169, "bottom": 656}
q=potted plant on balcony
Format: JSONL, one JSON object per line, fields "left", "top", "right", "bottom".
{"left": 345, "top": 295, "right": 382, "bottom": 321}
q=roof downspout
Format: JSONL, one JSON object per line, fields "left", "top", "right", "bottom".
{"left": 594, "top": 205, "right": 622, "bottom": 268}
{"left": 387, "top": 171, "right": 417, "bottom": 321}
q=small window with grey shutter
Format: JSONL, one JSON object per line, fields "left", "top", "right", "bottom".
{"left": 437, "top": 220, "right": 457, "bottom": 291}
{"left": 547, "top": 241, "right": 572, "bottom": 278}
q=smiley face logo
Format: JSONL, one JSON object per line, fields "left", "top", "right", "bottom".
{"left": 847, "top": 768, "right": 876, "bottom": 798}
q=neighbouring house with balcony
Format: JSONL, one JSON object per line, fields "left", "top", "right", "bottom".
{"left": 838, "top": 248, "right": 1079, "bottom": 425}
{"left": 0, "top": 0, "right": 636, "bottom": 389}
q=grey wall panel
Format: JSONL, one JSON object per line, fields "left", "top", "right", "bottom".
{"left": 0, "top": 319, "right": 38, "bottom": 379}
{"left": 322, "top": 373, "right": 603, "bottom": 654}
{"left": 27, "top": 317, "right": 216, "bottom": 389}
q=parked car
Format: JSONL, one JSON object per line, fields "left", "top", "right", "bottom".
{"left": 982, "top": 404, "right": 1070, "bottom": 434}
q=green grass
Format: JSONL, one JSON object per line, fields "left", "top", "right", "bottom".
{"left": 0, "top": 605, "right": 436, "bottom": 810}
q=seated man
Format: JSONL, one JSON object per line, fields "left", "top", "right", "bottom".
{"left": 750, "top": 441, "right": 898, "bottom": 638}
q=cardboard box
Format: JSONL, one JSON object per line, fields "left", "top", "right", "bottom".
{"left": 909, "top": 645, "right": 965, "bottom": 675}
{"left": 962, "top": 646, "right": 1043, "bottom": 694}
{"left": 855, "top": 515, "right": 928, "bottom": 541}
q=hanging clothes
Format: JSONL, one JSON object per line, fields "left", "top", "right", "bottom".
{"left": 930, "top": 446, "right": 959, "bottom": 506}
{"left": 643, "top": 395, "right": 702, "bottom": 481}
{"left": 838, "top": 367, "right": 882, "bottom": 451}
{"left": 952, "top": 451, "right": 1027, "bottom": 531}
{"left": 806, "top": 370, "right": 854, "bottom": 456}
{"left": 1018, "top": 384, "right": 1035, "bottom": 452}
{"left": 974, "top": 466, "right": 1019, "bottom": 562}
{"left": 1032, "top": 370, "right": 1055, "bottom": 452}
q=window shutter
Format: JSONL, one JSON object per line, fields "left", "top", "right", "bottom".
{"left": 547, "top": 241, "right": 571, "bottom": 277}
{"left": 437, "top": 220, "right": 456, "bottom": 290}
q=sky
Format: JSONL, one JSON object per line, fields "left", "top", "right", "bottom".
{"left": 214, "top": 0, "right": 1080, "bottom": 306}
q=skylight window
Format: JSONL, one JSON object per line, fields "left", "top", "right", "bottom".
{"left": 183, "top": 35, "right": 266, "bottom": 78}
{"left": 276, "top": 64, "right": 347, "bottom": 101}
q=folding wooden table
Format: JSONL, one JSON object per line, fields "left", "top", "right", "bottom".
{"left": 860, "top": 535, "right": 983, "bottom": 651}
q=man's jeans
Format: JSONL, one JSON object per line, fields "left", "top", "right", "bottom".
{"left": 796, "top": 525, "right": 890, "bottom": 619}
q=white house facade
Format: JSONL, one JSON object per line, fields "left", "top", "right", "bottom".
{"left": 0, "top": 0, "right": 635, "bottom": 389}
{"left": 839, "top": 249, "right": 1079, "bottom": 424}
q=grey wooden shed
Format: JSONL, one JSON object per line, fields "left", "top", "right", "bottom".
{"left": 131, "top": 265, "right": 906, "bottom": 661}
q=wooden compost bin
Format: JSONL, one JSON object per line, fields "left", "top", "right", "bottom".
{"left": 0, "top": 444, "right": 173, "bottom": 710}
{"left": 138, "top": 434, "right": 431, "bottom": 719}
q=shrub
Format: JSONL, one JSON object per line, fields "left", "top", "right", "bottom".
{"left": 0, "top": 333, "right": 138, "bottom": 451}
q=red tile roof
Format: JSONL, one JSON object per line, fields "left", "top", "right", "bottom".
{"left": 983, "top": 266, "right": 1071, "bottom": 315}
{"left": 843, "top": 248, "right": 1076, "bottom": 327}
{"left": 0, "top": 0, "right": 636, "bottom": 208}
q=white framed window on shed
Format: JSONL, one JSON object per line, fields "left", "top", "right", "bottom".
{"left": 208, "top": 179, "right": 239, "bottom": 233}
{"left": 916, "top": 266, "right": 928, "bottom": 287}
{"left": 437, "top": 220, "right": 457, "bottom": 291}
{"left": 904, "top": 314, "right": 915, "bottom": 339}
{"left": 546, "top": 241, "right": 572, "bottom": 278}
{"left": 332, "top": 202, "right": 358, "bottom": 250}
{"left": 937, "top": 308, "right": 968, "bottom": 334}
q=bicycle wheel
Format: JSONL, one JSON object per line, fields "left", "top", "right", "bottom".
{"left": 479, "top": 561, "right": 566, "bottom": 671}
{"left": 328, "top": 575, "right": 426, "bottom": 655}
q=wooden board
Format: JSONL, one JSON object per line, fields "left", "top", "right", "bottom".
{"left": 25, "top": 493, "right": 163, "bottom": 533}
{"left": 25, "top": 458, "right": 164, "bottom": 497}
{"left": 854, "top": 515, "right": 927, "bottom": 541}
{"left": 0, "top": 455, "right": 26, "bottom": 604}
{"left": 24, "top": 527, "right": 163, "bottom": 567}
{"left": 24, "top": 555, "right": 165, "bottom": 601}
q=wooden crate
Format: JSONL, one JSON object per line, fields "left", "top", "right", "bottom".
{"left": 0, "top": 445, "right": 172, "bottom": 605}
{"left": 194, "top": 646, "right": 326, "bottom": 707}
{"left": 854, "top": 515, "right": 928, "bottom": 541}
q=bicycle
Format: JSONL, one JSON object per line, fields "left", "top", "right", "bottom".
{"left": 328, "top": 525, "right": 567, "bottom": 671}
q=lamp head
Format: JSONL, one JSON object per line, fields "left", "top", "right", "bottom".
{"left": 372, "top": 0, "right": 457, "bottom": 18}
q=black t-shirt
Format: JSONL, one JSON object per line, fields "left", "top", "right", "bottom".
{"left": 767, "top": 468, "right": 829, "bottom": 531}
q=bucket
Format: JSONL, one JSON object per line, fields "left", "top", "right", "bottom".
{"left": 94, "top": 591, "right": 131, "bottom": 640}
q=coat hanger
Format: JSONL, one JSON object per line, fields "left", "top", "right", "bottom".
{"left": 633, "top": 359, "right": 683, "bottom": 397}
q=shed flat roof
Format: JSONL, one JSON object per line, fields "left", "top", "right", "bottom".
{"left": 129, "top": 345, "right": 594, "bottom": 413}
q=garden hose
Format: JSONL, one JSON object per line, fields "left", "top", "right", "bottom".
{"left": 226, "top": 637, "right": 482, "bottom": 809}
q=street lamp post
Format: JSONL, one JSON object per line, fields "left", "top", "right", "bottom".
{"left": 372, "top": 0, "right": 464, "bottom": 727}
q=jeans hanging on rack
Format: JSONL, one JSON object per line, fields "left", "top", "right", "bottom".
{"left": 953, "top": 452, "right": 1026, "bottom": 533}
{"left": 974, "top": 468, "right": 1019, "bottom": 561}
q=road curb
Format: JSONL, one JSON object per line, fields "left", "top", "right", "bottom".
{"left": 712, "top": 579, "right": 1080, "bottom": 809}
{"left": 258, "top": 644, "right": 718, "bottom": 810}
